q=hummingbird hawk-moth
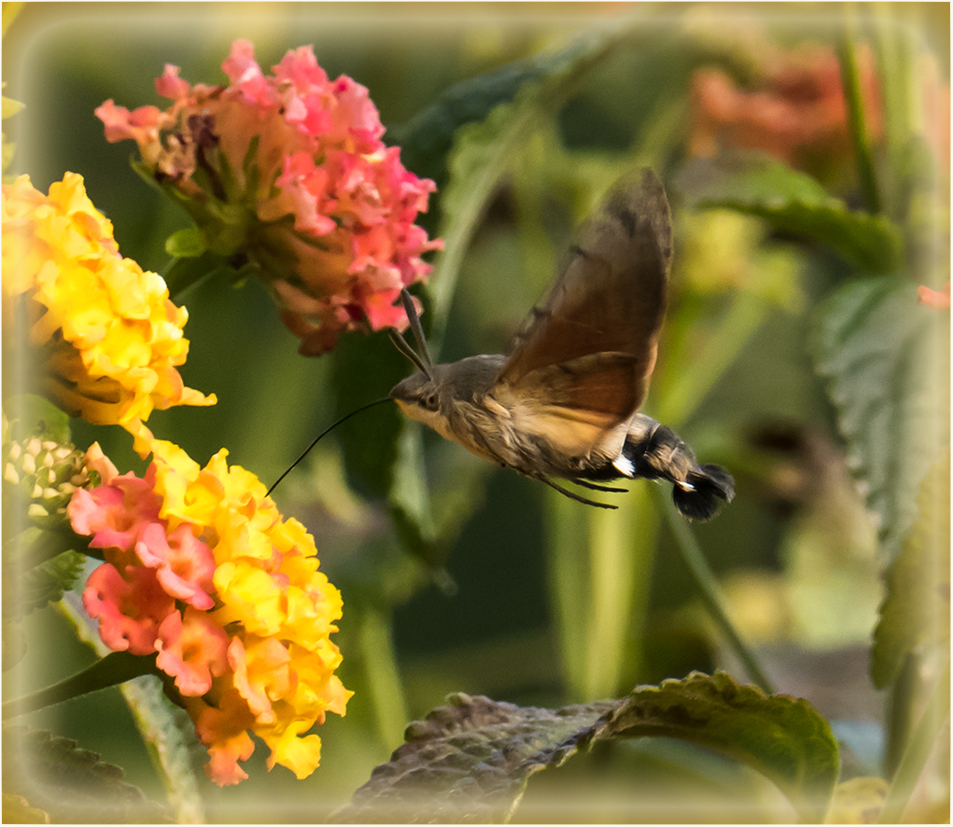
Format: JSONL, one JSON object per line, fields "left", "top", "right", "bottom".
{"left": 389, "top": 168, "right": 734, "bottom": 519}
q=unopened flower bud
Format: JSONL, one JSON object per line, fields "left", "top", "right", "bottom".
{"left": 2, "top": 434, "right": 92, "bottom": 529}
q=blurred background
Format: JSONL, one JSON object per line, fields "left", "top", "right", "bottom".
{"left": 3, "top": 2, "right": 949, "bottom": 821}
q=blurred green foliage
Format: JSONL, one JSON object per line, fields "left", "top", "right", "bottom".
{"left": 2, "top": 2, "right": 949, "bottom": 822}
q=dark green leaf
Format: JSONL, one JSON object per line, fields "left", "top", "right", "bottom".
{"left": 2, "top": 725, "right": 172, "bottom": 823}
{"left": 332, "top": 692, "right": 615, "bottom": 823}
{"left": 675, "top": 153, "right": 904, "bottom": 273}
{"left": 392, "top": 29, "right": 612, "bottom": 190}
{"left": 163, "top": 226, "right": 207, "bottom": 258}
{"left": 333, "top": 671, "right": 838, "bottom": 823}
{"left": 871, "top": 452, "right": 951, "bottom": 688}
{"left": 330, "top": 328, "right": 406, "bottom": 500}
{"left": 811, "top": 277, "right": 950, "bottom": 557}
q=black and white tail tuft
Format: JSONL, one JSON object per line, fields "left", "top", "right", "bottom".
{"left": 621, "top": 414, "right": 735, "bottom": 521}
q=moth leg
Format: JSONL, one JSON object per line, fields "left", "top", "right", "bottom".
{"left": 574, "top": 479, "right": 628, "bottom": 493}
{"left": 540, "top": 477, "right": 617, "bottom": 509}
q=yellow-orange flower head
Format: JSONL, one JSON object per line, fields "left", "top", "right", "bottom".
{"left": 69, "top": 438, "right": 351, "bottom": 785}
{"left": 1, "top": 173, "right": 215, "bottom": 432}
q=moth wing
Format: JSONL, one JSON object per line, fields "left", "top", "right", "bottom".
{"left": 494, "top": 167, "right": 672, "bottom": 436}
{"left": 493, "top": 353, "right": 637, "bottom": 460}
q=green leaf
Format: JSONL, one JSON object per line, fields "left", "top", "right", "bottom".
{"left": 163, "top": 226, "right": 207, "bottom": 259}
{"left": 2, "top": 725, "right": 172, "bottom": 823}
{"left": 333, "top": 692, "right": 616, "bottom": 823}
{"left": 57, "top": 594, "right": 207, "bottom": 822}
{"left": 811, "top": 277, "right": 950, "bottom": 557}
{"left": 427, "top": 28, "right": 627, "bottom": 352}
{"left": 387, "top": 426, "right": 438, "bottom": 564}
{"left": 675, "top": 153, "right": 904, "bottom": 273}
{"left": 16, "top": 549, "right": 85, "bottom": 614}
{"left": 392, "top": 29, "right": 613, "bottom": 190}
{"left": 119, "top": 673, "right": 207, "bottom": 823}
{"left": 871, "top": 452, "right": 951, "bottom": 688}
{"left": 330, "top": 328, "right": 406, "bottom": 501}
{"left": 2, "top": 394, "right": 70, "bottom": 444}
{"left": 605, "top": 672, "right": 838, "bottom": 822}
{"left": 333, "top": 671, "right": 838, "bottom": 823}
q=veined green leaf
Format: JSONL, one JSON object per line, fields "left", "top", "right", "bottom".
{"left": 605, "top": 672, "right": 838, "bottom": 822}
{"left": 333, "top": 671, "right": 838, "bottom": 823}
{"left": 871, "top": 452, "right": 951, "bottom": 688}
{"left": 675, "top": 153, "right": 904, "bottom": 273}
{"left": 811, "top": 277, "right": 950, "bottom": 558}
{"left": 16, "top": 549, "right": 85, "bottom": 614}
{"left": 333, "top": 691, "right": 616, "bottom": 823}
{"left": 2, "top": 725, "right": 171, "bottom": 823}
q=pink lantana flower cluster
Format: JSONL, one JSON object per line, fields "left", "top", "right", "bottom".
{"left": 68, "top": 439, "right": 351, "bottom": 786}
{"left": 96, "top": 39, "right": 441, "bottom": 355}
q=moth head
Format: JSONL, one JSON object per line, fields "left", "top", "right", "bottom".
{"left": 389, "top": 369, "right": 448, "bottom": 432}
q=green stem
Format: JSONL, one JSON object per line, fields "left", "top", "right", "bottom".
{"left": 883, "top": 651, "right": 920, "bottom": 778}
{"left": 657, "top": 489, "right": 775, "bottom": 694}
{"left": 878, "top": 659, "right": 951, "bottom": 823}
{"left": 2, "top": 651, "right": 161, "bottom": 719}
{"left": 656, "top": 289, "right": 768, "bottom": 428}
{"left": 359, "top": 608, "right": 409, "bottom": 750}
{"left": 838, "top": 8, "right": 883, "bottom": 215}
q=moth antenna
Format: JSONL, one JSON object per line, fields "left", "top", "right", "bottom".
{"left": 399, "top": 288, "right": 433, "bottom": 367}
{"left": 388, "top": 328, "right": 432, "bottom": 379}
{"left": 541, "top": 477, "right": 617, "bottom": 509}
{"left": 267, "top": 397, "right": 391, "bottom": 497}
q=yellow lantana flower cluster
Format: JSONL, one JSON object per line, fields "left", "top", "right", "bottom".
{"left": 153, "top": 438, "right": 352, "bottom": 785}
{"left": 1, "top": 173, "right": 215, "bottom": 433}
{"left": 70, "top": 435, "right": 351, "bottom": 786}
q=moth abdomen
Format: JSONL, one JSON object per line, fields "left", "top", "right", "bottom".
{"left": 611, "top": 413, "right": 735, "bottom": 520}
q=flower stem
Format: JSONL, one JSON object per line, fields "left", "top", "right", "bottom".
{"left": 2, "top": 651, "right": 161, "bottom": 719}
{"left": 657, "top": 489, "right": 775, "bottom": 694}
{"left": 838, "top": 8, "right": 883, "bottom": 215}
{"left": 878, "top": 658, "right": 950, "bottom": 823}
{"left": 359, "top": 608, "right": 409, "bottom": 750}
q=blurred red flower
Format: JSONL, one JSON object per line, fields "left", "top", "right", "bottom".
{"left": 689, "top": 44, "right": 883, "bottom": 176}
